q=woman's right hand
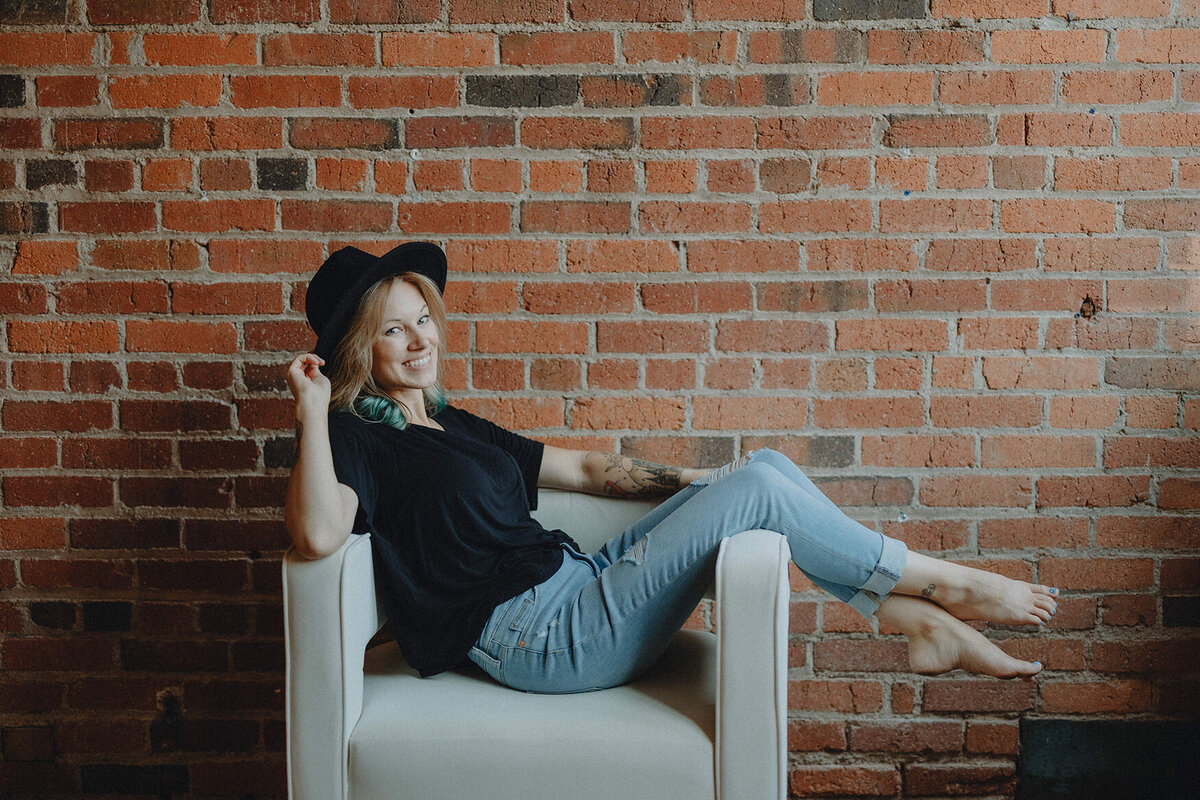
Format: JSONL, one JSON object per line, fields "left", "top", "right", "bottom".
{"left": 285, "top": 353, "right": 331, "bottom": 418}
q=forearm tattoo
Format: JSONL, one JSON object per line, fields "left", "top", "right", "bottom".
{"left": 599, "top": 453, "right": 682, "bottom": 498}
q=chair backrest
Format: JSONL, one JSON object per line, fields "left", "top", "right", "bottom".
{"left": 531, "top": 489, "right": 660, "bottom": 553}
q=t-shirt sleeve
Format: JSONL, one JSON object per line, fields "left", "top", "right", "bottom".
{"left": 326, "top": 414, "right": 378, "bottom": 533}
{"left": 442, "top": 407, "right": 544, "bottom": 509}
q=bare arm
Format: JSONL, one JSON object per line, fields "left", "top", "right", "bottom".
{"left": 539, "top": 445, "right": 708, "bottom": 499}
{"left": 283, "top": 353, "right": 359, "bottom": 559}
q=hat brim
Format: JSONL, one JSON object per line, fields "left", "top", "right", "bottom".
{"left": 311, "top": 241, "right": 446, "bottom": 366}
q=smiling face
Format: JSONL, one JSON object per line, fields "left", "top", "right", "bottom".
{"left": 369, "top": 279, "right": 440, "bottom": 403}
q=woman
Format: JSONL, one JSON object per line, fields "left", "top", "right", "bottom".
{"left": 285, "top": 242, "right": 1058, "bottom": 694}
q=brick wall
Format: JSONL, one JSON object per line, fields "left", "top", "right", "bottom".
{"left": 1, "top": 1, "right": 1197, "bottom": 798}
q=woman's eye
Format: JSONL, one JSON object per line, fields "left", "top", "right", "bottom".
{"left": 418, "top": 314, "right": 430, "bottom": 325}
{"left": 384, "top": 326, "right": 401, "bottom": 335}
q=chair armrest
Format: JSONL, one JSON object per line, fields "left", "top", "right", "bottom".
{"left": 283, "top": 534, "right": 384, "bottom": 800}
{"left": 714, "top": 529, "right": 790, "bottom": 800}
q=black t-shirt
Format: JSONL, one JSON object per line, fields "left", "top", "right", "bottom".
{"left": 326, "top": 405, "right": 573, "bottom": 677}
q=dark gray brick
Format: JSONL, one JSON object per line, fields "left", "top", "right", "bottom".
{"left": 467, "top": 75, "right": 579, "bottom": 108}
{"left": 257, "top": 158, "right": 308, "bottom": 191}
{"left": 0, "top": 0, "right": 69, "bottom": 25}
{"left": 0, "top": 75, "right": 25, "bottom": 107}
{"left": 25, "top": 159, "right": 77, "bottom": 190}
{"left": 82, "top": 601, "right": 132, "bottom": 632}
{"left": 0, "top": 202, "right": 49, "bottom": 234}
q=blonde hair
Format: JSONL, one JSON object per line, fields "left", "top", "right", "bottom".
{"left": 328, "top": 271, "right": 448, "bottom": 427}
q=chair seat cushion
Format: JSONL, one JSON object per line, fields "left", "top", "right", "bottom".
{"left": 349, "top": 629, "right": 718, "bottom": 800}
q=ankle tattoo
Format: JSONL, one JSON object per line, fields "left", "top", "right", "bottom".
{"left": 922, "top": 583, "right": 936, "bottom": 599}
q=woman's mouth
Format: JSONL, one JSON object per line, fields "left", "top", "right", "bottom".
{"left": 403, "top": 354, "right": 432, "bottom": 368}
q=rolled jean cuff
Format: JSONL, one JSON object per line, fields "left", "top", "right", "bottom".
{"left": 846, "top": 535, "right": 908, "bottom": 617}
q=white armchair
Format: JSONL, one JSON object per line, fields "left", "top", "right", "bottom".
{"left": 283, "top": 489, "right": 790, "bottom": 800}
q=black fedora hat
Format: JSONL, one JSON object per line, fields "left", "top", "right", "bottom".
{"left": 305, "top": 241, "right": 447, "bottom": 368}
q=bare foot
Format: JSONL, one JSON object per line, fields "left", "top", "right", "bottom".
{"left": 878, "top": 595, "right": 1044, "bottom": 680}
{"left": 899, "top": 554, "right": 1058, "bottom": 626}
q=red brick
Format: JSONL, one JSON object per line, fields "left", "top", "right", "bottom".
{"left": 4, "top": 400, "right": 113, "bottom": 433}
{"left": 757, "top": 280, "right": 866, "bottom": 312}
{"left": 476, "top": 320, "right": 588, "bottom": 354}
{"left": 6, "top": 321, "right": 117, "bottom": 354}
{"left": 523, "top": 282, "right": 633, "bottom": 315}
{"left": 716, "top": 320, "right": 826, "bottom": 352}
{"left": 642, "top": 201, "right": 751, "bottom": 233}
{"left": 597, "top": 321, "right": 707, "bottom": 353}
{"left": 1048, "top": 396, "right": 1119, "bottom": 429}
{"left": 1122, "top": 113, "right": 1200, "bottom": 148}
{"left": 282, "top": 200, "right": 392, "bottom": 232}
{"left": 529, "top": 160, "right": 583, "bottom": 193}
{"left": 568, "top": 0, "right": 684, "bottom": 21}
{"left": 921, "top": 475, "right": 1032, "bottom": 508}
{"left": 1038, "top": 475, "right": 1151, "bottom": 509}
{"left": 1043, "top": 238, "right": 1159, "bottom": 272}
{"left": 641, "top": 116, "right": 755, "bottom": 150}
{"left": 815, "top": 359, "right": 868, "bottom": 392}
{"left": 587, "top": 159, "right": 636, "bottom": 192}
{"left": 804, "top": 239, "right": 916, "bottom": 273}
{"left": 940, "top": 70, "right": 1053, "bottom": 105}
{"left": 501, "top": 32, "right": 613, "bottom": 65}
{"left": 761, "top": 200, "right": 871, "bottom": 233}
{"left": 36, "top": 75, "right": 99, "bottom": 107}
{"left": 210, "top": 0, "right": 318, "bottom": 22}
{"left": 993, "top": 29, "right": 1107, "bottom": 63}
{"left": 350, "top": 76, "right": 457, "bottom": 109}
{"left": 62, "top": 437, "right": 173, "bottom": 470}
{"left": 692, "top": 0, "right": 803, "bottom": 19}
{"left": 982, "top": 435, "right": 1095, "bottom": 469}
{"left": 623, "top": 31, "right": 737, "bottom": 64}
{"left": 1118, "top": 28, "right": 1200, "bottom": 63}
{"left": 144, "top": 33, "right": 257, "bottom": 65}
{"left": 3, "top": 638, "right": 117, "bottom": 671}
{"left": 924, "top": 680, "right": 1035, "bottom": 712}
{"left": 1042, "top": 680, "right": 1153, "bottom": 713}
{"left": 570, "top": 397, "right": 685, "bottom": 431}
{"left": 449, "top": 240, "right": 559, "bottom": 274}
{"left": 126, "top": 320, "right": 237, "bottom": 354}
{"left": 929, "top": 395, "right": 1040, "bottom": 428}
{"left": 862, "top": 435, "right": 974, "bottom": 468}
{"left": 757, "top": 116, "right": 872, "bottom": 149}
{"left": 788, "top": 679, "right": 883, "bottom": 712}
{"left": 813, "top": 397, "right": 924, "bottom": 429}
{"left": 688, "top": 240, "right": 797, "bottom": 272}
{"left": 868, "top": 30, "right": 983, "bottom": 64}
{"left": 230, "top": 75, "right": 340, "bottom": 108}
{"left": 835, "top": 319, "right": 948, "bottom": 352}
{"left": 906, "top": 764, "right": 1015, "bottom": 797}
{"left": 4, "top": 476, "right": 113, "bottom": 508}
{"left": 883, "top": 115, "right": 990, "bottom": 148}
{"left": 983, "top": 356, "right": 1099, "bottom": 390}
{"left": 1062, "top": 69, "right": 1172, "bottom": 104}
{"left": 59, "top": 202, "right": 156, "bottom": 234}
{"left": 522, "top": 201, "right": 629, "bottom": 234}
{"left": 932, "top": 0, "right": 1047, "bottom": 14}
{"left": 641, "top": 282, "right": 751, "bottom": 315}
{"left": 263, "top": 33, "right": 373, "bottom": 66}
{"left": 208, "top": 240, "right": 321, "bottom": 275}
{"left": 881, "top": 199, "right": 991, "bottom": 233}
{"left": 692, "top": 397, "right": 806, "bottom": 430}
{"left": 522, "top": 117, "right": 632, "bottom": 150}
{"left": 1161, "top": 479, "right": 1200, "bottom": 510}
{"left": 0, "top": 437, "right": 57, "bottom": 469}
{"left": 817, "top": 157, "right": 869, "bottom": 189}
{"left": 0, "top": 33, "right": 97, "bottom": 66}
{"left": 111, "top": 74, "right": 221, "bottom": 108}
{"left": 789, "top": 766, "right": 899, "bottom": 797}
{"left": 171, "top": 116, "right": 282, "bottom": 150}
{"left": 818, "top": 72, "right": 933, "bottom": 106}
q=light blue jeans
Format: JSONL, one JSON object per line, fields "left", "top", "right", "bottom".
{"left": 468, "top": 449, "right": 908, "bottom": 693}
